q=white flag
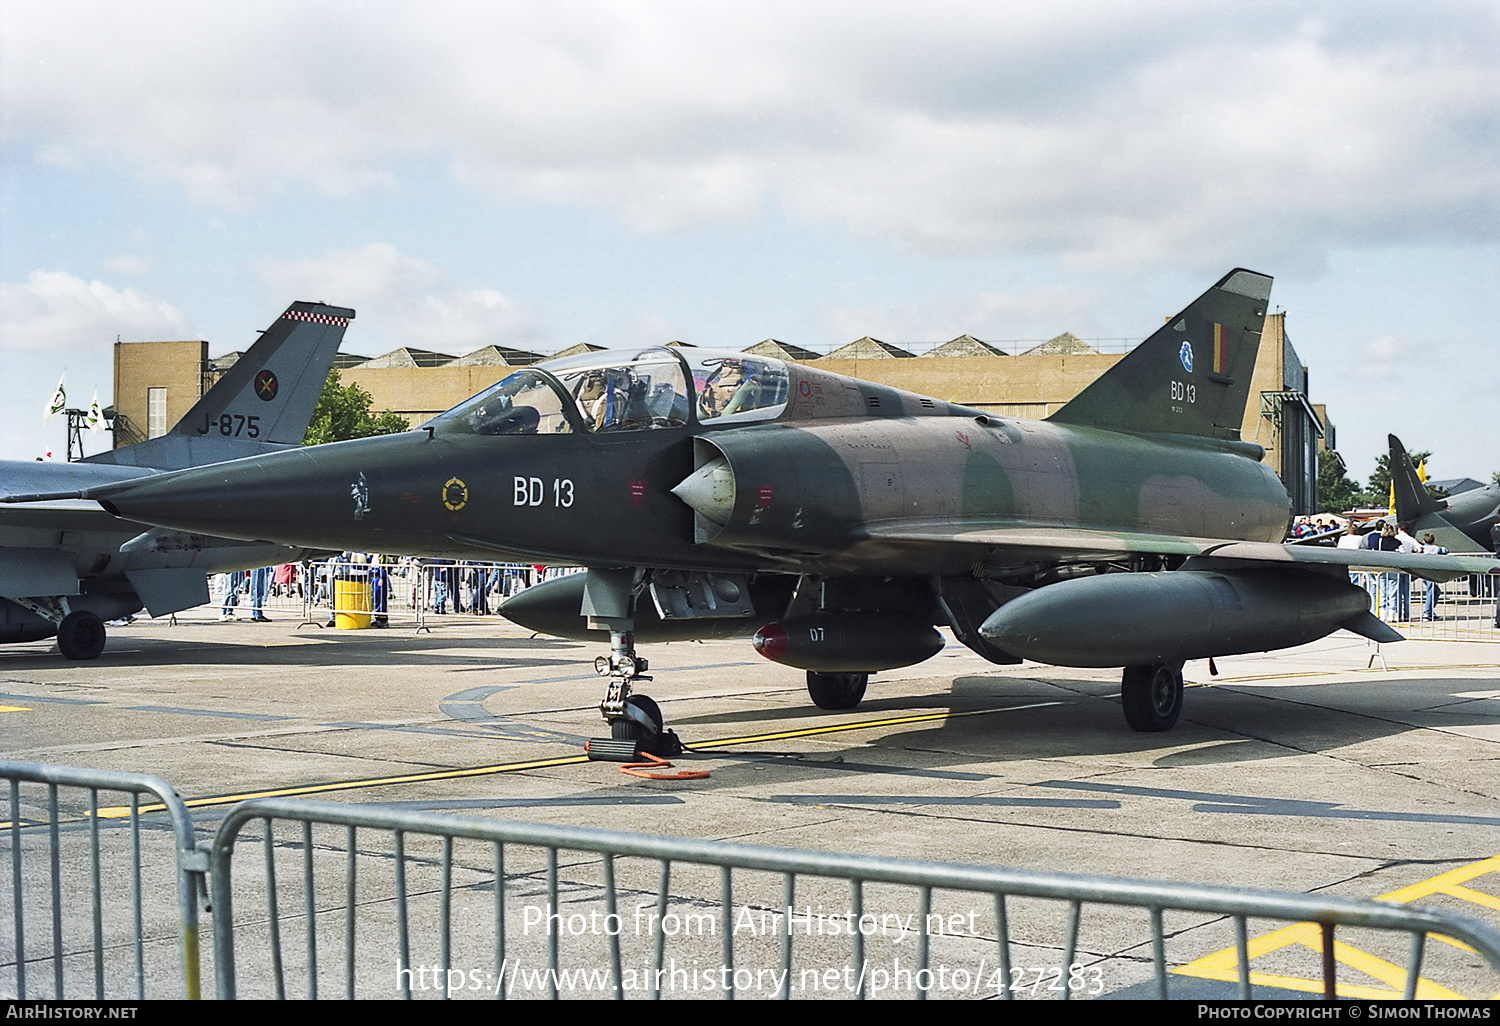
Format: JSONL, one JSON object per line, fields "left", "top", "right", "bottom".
{"left": 85, "top": 389, "right": 106, "bottom": 434}
{"left": 43, "top": 373, "right": 66, "bottom": 423}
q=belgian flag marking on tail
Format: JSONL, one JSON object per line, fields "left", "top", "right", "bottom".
{"left": 1045, "top": 268, "right": 1271, "bottom": 441}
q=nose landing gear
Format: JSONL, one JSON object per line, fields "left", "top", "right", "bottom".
{"left": 590, "top": 627, "right": 681, "bottom": 759}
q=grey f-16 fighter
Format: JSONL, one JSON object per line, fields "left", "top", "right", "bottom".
{"left": 48, "top": 272, "right": 1499, "bottom": 743}
{"left": 1388, "top": 434, "right": 1500, "bottom": 553}
{"left": 0, "top": 302, "right": 352, "bottom": 658}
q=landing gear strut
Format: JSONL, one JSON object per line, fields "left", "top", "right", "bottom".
{"left": 11, "top": 599, "right": 108, "bottom": 661}
{"left": 593, "top": 627, "right": 680, "bottom": 757}
{"left": 1120, "top": 662, "right": 1183, "bottom": 732}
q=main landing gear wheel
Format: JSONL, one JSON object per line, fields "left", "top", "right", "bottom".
{"left": 56, "top": 610, "right": 106, "bottom": 661}
{"left": 806, "top": 671, "right": 868, "bottom": 711}
{"left": 1120, "top": 663, "right": 1183, "bottom": 732}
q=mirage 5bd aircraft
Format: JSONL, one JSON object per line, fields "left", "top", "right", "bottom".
{"left": 47, "top": 271, "right": 1499, "bottom": 748}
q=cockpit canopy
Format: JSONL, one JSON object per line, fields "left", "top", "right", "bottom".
{"left": 429, "top": 347, "right": 789, "bottom": 436}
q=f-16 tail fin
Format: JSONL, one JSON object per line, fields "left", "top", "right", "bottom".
{"left": 1047, "top": 269, "right": 1272, "bottom": 442}
{"left": 86, "top": 301, "right": 354, "bottom": 470}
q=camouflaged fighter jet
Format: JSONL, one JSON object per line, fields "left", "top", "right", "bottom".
{"left": 1389, "top": 434, "right": 1500, "bottom": 554}
{"left": 0, "top": 302, "right": 352, "bottom": 658}
{"left": 42, "top": 271, "right": 1500, "bottom": 747}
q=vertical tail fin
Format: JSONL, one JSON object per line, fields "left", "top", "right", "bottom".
{"left": 88, "top": 301, "right": 353, "bottom": 469}
{"left": 1388, "top": 433, "right": 1486, "bottom": 552}
{"left": 171, "top": 302, "right": 354, "bottom": 444}
{"left": 1047, "top": 269, "right": 1272, "bottom": 441}
{"left": 1388, "top": 434, "right": 1444, "bottom": 520}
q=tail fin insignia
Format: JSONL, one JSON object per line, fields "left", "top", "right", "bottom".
{"left": 1047, "top": 269, "right": 1272, "bottom": 443}
{"left": 283, "top": 309, "right": 350, "bottom": 327}
{"left": 1212, "top": 323, "right": 1228, "bottom": 375}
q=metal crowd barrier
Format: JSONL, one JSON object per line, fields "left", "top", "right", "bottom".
{"left": 0, "top": 761, "right": 204, "bottom": 1000}
{"left": 11, "top": 757, "right": 1500, "bottom": 1001}
{"left": 1353, "top": 571, "right": 1499, "bottom": 641}
{"left": 206, "top": 797, "right": 1500, "bottom": 1001}
{"left": 212, "top": 559, "right": 555, "bottom": 632}
{"left": 412, "top": 561, "right": 573, "bottom": 620}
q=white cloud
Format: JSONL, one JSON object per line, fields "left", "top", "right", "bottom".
{"left": 4, "top": 1, "right": 1495, "bottom": 269}
{"left": 0, "top": 270, "right": 193, "bottom": 351}
{"left": 1350, "top": 334, "right": 1426, "bottom": 381}
{"left": 252, "top": 243, "right": 547, "bottom": 353}
{"left": 0, "top": 271, "right": 192, "bottom": 460}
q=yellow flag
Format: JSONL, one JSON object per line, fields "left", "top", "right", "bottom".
{"left": 1388, "top": 481, "right": 1395, "bottom": 515}
{"left": 1418, "top": 459, "right": 1427, "bottom": 483}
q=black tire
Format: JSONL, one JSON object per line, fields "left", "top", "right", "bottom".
{"left": 611, "top": 694, "right": 664, "bottom": 742}
{"left": 57, "top": 611, "right": 106, "bottom": 661}
{"left": 1121, "top": 663, "right": 1182, "bottom": 732}
{"left": 807, "top": 671, "right": 868, "bottom": 710}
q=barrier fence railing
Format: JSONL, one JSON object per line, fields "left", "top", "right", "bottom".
{"left": 206, "top": 797, "right": 1500, "bottom": 1001}
{"left": 1353, "top": 572, "right": 1499, "bottom": 642}
{"left": 9, "top": 758, "right": 1500, "bottom": 1000}
{"left": 0, "top": 760, "right": 204, "bottom": 1000}
{"left": 212, "top": 559, "right": 571, "bottom": 630}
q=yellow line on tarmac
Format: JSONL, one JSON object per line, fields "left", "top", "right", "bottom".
{"left": 92, "top": 753, "right": 592, "bottom": 818}
{"left": 685, "top": 701, "right": 1061, "bottom": 749}
{"left": 1174, "top": 853, "right": 1500, "bottom": 998}
{"left": 82, "top": 701, "right": 1056, "bottom": 819}
{"left": 0, "top": 705, "right": 31, "bottom": 713}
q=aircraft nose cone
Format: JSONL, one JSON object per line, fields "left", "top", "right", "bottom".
{"left": 670, "top": 455, "right": 735, "bottom": 525}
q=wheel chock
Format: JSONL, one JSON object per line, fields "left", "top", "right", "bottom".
{"left": 585, "top": 737, "right": 641, "bottom": 762}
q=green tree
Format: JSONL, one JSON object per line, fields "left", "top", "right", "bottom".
{"left": 1316, "top": 449, "right": 1362, "bottom": 513}
{"left": 302, "top": 371, "right": 410, "bottom": 446}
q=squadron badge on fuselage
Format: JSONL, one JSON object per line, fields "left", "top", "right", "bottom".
{"left": 443, "top": 477, "right": 468, "bottom": 511}
{"left": 352, "top": 472, "right": 370, "bottom": 520}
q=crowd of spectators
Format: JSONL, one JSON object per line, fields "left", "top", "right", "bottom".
{"left": 214, "top": 556, "right": 559, "bottom": 622}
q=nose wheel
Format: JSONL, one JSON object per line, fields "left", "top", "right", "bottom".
{"left": 612, "top": 694, "right": 664, "bottom": 741}
{"left": 591, "top": 629, "right": 681, "bottom": 758}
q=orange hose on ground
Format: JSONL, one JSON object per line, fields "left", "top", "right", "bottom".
{"left": 618, "top": 751, "right": 710, "bottom": 781}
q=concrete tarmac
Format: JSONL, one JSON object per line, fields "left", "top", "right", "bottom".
{"left": 2, "top": 604, "right": 1499, "bottom": 1000}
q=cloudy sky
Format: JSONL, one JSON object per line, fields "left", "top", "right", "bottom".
{"left": 2, "top": 1, "right": 1496, "bottom": 483}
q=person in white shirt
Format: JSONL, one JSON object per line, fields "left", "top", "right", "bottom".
{"left": 1418, "top": 532, "right": 1449, "bottom": 620}
{"left": 1390, "top": 523, "right": 1420, "bottom": 620}
{"left": 1337, "top": 525, "right": 1366, "bottom": 550}
{"left": 1338, "top": 524, "right": 1371, "bottom": 601}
